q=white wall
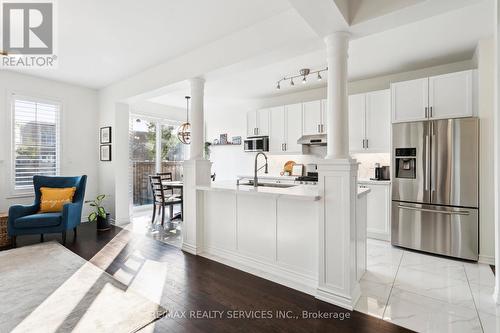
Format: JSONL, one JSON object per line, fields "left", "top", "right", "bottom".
{"left": 474, "top": 37, "right": 496, "bottom": 263}
{"left": 0, "top": 71, "right": 99, "bottom": 218}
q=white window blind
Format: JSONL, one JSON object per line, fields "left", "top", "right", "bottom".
{"left": 12, "top": 96, "right": 60, "bottom": 190}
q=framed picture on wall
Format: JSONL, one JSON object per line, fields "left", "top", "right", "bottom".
{"left": 100, "top": 126, "right": 112, "bottom": 144}
{"left": 100, "top": 145, "right": 112, "bottom": 161}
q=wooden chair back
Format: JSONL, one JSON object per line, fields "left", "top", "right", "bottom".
{"left": 157, "top": 172, "right": 172, "bottom": 181}
{"left": 149, "top": 175, "right": 165, "bottom": 205}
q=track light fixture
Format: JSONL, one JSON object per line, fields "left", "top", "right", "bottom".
{"left": 275, "top": 67, "right": 327, "bottom": 90}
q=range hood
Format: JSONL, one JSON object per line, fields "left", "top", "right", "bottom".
{"left": 297, "top": 134, "right": 327, "bottom": 146}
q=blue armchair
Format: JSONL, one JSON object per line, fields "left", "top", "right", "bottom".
{"left": 8, "top": 175, "right": 87, "bottom": 247}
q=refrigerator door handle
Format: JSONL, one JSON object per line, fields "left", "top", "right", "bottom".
{"left": 397, "top": 205, "right": 470, "bottom": 216}
{"left": 431, "top": 122, "right": 437, "bottom": 194}
{"left": 425, "top": 134, "right": 430, "bottom": 191}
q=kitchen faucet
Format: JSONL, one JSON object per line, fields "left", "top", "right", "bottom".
{"left": 253, "top": 152, "right": 268, "bottom": 187}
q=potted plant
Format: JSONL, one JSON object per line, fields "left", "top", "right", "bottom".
{"left": 85, "top": 194, "right": 111, "bottom": 231}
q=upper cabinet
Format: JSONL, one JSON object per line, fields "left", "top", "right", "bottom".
{"left": 349, "top": 89, "right": 391, "bottom": 153}
{"left": 391, "top": 70, "right": 476, "bottom": 123}
{"left": 428, "top": 70, "right": 474, "bottom": 119}
{"left": 247, "top": 108, "right": 270, "bottom": 136}
{"left": 269, "top": 103, "right": 302, "bottom": 154}
{"left": 269, "top": 106, "right": 285, "bottom": 153}
{"left": 302, "top": 100, "right": 325, "bottom": 135}
{"left": 348, "top": 94, "right": 366, "bottom": 152}
{"left": 365, "top": 90, "right": 391, "bottom": 152}
{"left": 391, "top": 78, "right": 428, "bottom": 123}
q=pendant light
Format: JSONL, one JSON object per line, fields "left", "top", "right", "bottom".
{"left": 177, "top": 96, "right": 191, "bottom": 144}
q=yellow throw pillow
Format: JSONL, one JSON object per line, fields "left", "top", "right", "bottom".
{"left": 39, "top": 187, "right": 77, "bottom": 213}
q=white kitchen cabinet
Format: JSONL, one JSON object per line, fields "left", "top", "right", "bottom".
{"left": 391, "top": 70, "right": 476, "bottom": 123}
{"left": 349, "top": 90, "right": 390, "bottom": 153}
{"left": 391, "top": 77, "right": 428, "bottom": 123}
{"left": 302, "top": 100, "right": 323, "bottom": 135}
{"left": 247, "top": 108, "right": 269, "bottom": 136}
{"left": 247, "top": 110, "right": 257, "bottom": 137}
{"left": 365, "top": 90, "right": 391, "bottom": 152}
{"left": 428, "top": 70, "right": 474, "bottom": 119}
{"left": 269, "top": 103, "right": 302, "bottom": 154}
{"left": 348, "top": 94, "right": 366, "bottom": 152}
{"left": 359, "top": 182, "right": 391, "bottom": 241}
{"left": 269, "top": 106, "right": 285, "bottom": 153}
{"left": 284, "top": 103, "right": 303, "bottom": 153}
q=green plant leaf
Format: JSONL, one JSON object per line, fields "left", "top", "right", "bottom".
{"left": 98, "top": 207, "right": 106, "bottom": 218}
{"left": 89, "top": 203, "right": 96, "bottom": 207}
{"left": 88, "top": 212, "right": 97, "bottom": 222}
{"left": 97, "top": 194, "right": 105, "bottom": 201}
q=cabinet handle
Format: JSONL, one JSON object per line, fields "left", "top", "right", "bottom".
{"left": 284, "top": 143, "right": 287, "bottom": 151}
{"left": 320, "top": 124, "right": 324, "bottom": 133}
{"left": 318, "top": 124, "right": 320, "bottom": 133}
{"left": 430, "top": 106, "right": 433, "bottom": 118}
{"left": 281, "top": 143, "right": 284, "bottom": 151}
{"left": 362, "top": 139, "right": 365, "bottom": 148}
{"left": 425, "top": 107, "right": 428, "bottom": 118}
{"left": 366, "top": 139, "right": 369, "bottom": 149}
{"left": 256, "top": 128, "right": 259, "bottom": 135}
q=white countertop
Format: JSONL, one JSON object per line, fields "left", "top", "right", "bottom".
{"left": 358, "top": 178, "right": 391, "bottom": 185}
{"left": 197, "top": 180, "right": 320, "bottom": 201}
{"left": 237, "top": 174, "right": 297, "bottom": 182}
{"left": 198, "top": 180, "right": 372, "bottom": 201}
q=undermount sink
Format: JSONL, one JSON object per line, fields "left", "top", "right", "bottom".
{"left": 239, "top": 181, "right": 297, "bottom": 189}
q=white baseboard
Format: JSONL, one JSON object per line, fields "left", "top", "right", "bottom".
{"left": 200, "top": 246, "right": 318, "bottom": 297}
{"left": 181, "top": 242, "right": 199, "bottom": 255}
{"left": 316, "top": 285, "right": 360, "bottom": 311}
{"left": 479, "top": 254, "right": 495, "bottom": 265}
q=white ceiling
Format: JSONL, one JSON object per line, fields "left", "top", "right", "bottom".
{"left": 149, "top": 0, "right": 494, "bottom": 110}
{"left": 3, "top": 0, "right": 292, "bottom": 88}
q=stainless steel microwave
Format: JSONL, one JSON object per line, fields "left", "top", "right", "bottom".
{"left": 244, "top": 136, "right": 269, "bottom": 152}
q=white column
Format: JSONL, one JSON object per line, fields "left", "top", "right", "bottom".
{"left": 315, "top": 32, "right": 363, "bottom": 310}
{"left": 189, "top": 77, "right": 205, "bottom": 160}
{"left": 324, "top": 32, "right": 350, "bottom": 159}
{"left": 182, "top": 77, "right": 211, "bottom": 255}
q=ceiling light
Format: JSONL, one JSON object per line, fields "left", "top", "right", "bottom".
{"left": 275, "top": 67, "right": 327, "bottom": 90}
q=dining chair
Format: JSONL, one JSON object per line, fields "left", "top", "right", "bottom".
{"left": 149, "top": 175, "right": 182, "bottom": 227}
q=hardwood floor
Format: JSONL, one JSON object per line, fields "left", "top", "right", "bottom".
{"left": 7, "top": 223, "right": 413, "bottom": 333}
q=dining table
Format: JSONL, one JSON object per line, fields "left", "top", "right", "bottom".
{"left": 162, "top": 180, "right": 183, "bottom": 221}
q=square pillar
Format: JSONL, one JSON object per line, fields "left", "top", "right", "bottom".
{"left": 181, "top": 159, "right": 211, "bottom": 254}
{"left": 316, "top": 159, "right": 360, "bottom": 310}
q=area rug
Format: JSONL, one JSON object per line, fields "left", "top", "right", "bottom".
{"left": 0, "top": 242, "right": 166, "bottom": 333}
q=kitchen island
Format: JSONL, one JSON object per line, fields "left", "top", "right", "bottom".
{"left": 196, "top": 180, "right": 370, "bottom": 296}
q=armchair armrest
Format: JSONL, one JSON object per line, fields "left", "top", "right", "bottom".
{"left": 8, "top": 204, "right": 38, "bottom": 229}
{"left": 62, "top": 202, "right": 84, "bottom": 229}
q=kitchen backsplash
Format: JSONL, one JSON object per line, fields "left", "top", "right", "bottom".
{"left": 351, "top": 153, "right": 391, "bottom": 179}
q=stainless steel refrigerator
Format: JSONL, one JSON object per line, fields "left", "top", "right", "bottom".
{"left": 391, "top": 117, "right": 479, "bottom": 260}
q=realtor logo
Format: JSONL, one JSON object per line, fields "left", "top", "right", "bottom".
{"left": 2, "top": 2, "right": 53, "bottom": 54}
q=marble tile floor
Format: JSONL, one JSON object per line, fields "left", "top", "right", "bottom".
{"left": 356, "top": 239, "right": 498, "bottom": 333}
{"left": 127, "top": 207, "right": 183, "bottom": 248}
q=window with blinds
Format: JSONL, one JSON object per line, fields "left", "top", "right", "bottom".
{"left": 12, "top": 96, "right": 60, "bottom": 190}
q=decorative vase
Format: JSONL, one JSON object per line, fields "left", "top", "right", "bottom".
{"left": 96, "top": 213, "right": 111, "bottom": 231}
